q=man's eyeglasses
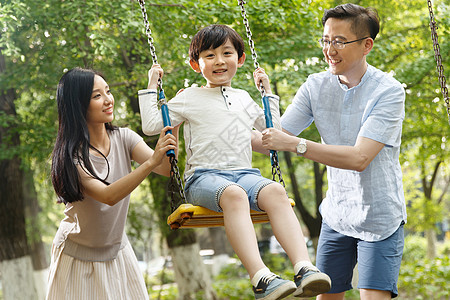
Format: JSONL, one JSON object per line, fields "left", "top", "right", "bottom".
{"left": 319, "top": 36, "right": 370, "bottom": 49}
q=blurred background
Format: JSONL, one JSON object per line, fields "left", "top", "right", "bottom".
{"left": 0, "top": 0, "right": 448, "bottom": 299}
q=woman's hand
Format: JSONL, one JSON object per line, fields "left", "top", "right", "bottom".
{"left": 147, "top": 64, "right": 164, "bottom": 90}
{"left": 79, "top": 126, "right": 177, "bottom": 206}
{"left": 253, "top": 67, "right": 272, "bottom": 94}
{"left": 149, "top": 126, "right": 177, "bottom": 166}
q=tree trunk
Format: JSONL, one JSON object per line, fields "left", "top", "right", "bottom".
{"left": 0, "top": 257, "right": 37, "bottom": 299}
{"left": 310, "top": 236, "right": 319, "bottom": 258}
{"left": 23, "top": 171, "right": 48, "bottom": 270}
{"left": 147, "top": 172, "right": 217, "bottom": 299}
{"left": 23, "top": 171, "right": 49, "bottom": 299}
{"left": 421, "top": 161, "right": 440, "bottom": 260}
{"left": 170, "top": 243, "right": 217, "bottom": 300}
{"left": 425, "top": 228, "right": 437, "bottom": 259}
{"left": 207, "top": 227, "right": 233, "bottom": 256}
{"left": 283, "top": 152, "right": 324, "bottom": 250}
{"left": 207, "top": 227, "right": 234, "bottom": 276}
{"left": 0, "top": 50, "right": 38, "bottom": 299}
{"left": 312, "top": 162, "right": 326, "bottom": 239}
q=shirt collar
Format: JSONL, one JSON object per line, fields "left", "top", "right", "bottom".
{"left": 335, "top": 64, "right": 373, "bottom": 91}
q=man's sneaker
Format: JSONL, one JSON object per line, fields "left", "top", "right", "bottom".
{"left": 293, "top": 266, "right": 331, "bottom": 297}
{"left": 253, "top": 273, "right": 297, "bottom": 300}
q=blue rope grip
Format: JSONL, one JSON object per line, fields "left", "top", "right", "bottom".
{"left": 159, "top": 90, "right": 175, "bottom": 157}
{"left": 261, "top": 95, "right": 277, "bottom": 165}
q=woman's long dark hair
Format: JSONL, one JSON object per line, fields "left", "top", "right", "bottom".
{"left": 51, "top": 67, "right": 117, "bottom": 204}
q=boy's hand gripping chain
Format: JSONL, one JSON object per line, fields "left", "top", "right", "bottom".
{"left": 138, "top": 0, "right": 186, "bottom": 206}
{"left": 238, "top": 0, "right": 285, "bottom": 186}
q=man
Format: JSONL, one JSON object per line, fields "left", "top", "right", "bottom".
{"left": 256, "top": 3, "right": 407, "bottom": 299}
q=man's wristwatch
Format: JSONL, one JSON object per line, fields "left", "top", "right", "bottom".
{"left": 296, "top": 138, "right": 307, "bottom": 156}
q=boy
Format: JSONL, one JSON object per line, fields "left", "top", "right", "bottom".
{"left": 138, "top": 24, "right": 330, "bottom": 299}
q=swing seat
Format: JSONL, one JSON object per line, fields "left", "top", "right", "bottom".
{"left": 167, "top": 199, "right": 295, "bottom": 230}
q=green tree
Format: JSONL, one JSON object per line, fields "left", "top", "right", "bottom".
{"left": 392, "top": 0, "right": 450, "bottom": 258}
{"left": 1, "top": 0, "right": 449, "bottom": 297}
{"left": 0, "top": 2, "right": 50, "bottom": 298}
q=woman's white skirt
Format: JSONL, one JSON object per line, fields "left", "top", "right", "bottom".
{"left": 46, "top": 242, "right": 149, "bottom": 300}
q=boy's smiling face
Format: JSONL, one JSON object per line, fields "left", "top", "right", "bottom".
{"left": 190, "top": 39, "right": 245, "bottom": 88}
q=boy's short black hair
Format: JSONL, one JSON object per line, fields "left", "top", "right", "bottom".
{"left": 189, "top": 24, "right": 245, "bottom": 63}
{"left": 322, "top": 3, "right": 380, "bottom": 40}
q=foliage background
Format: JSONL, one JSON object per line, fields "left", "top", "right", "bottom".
{"left": 0, "top": 0, "right": 448, "bottom": 299}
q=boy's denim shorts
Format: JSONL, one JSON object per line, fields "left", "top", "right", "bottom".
{"left": 316, "top": 221, "right": 405, "bottom": 297}
{"left": 184, "top": 168, "right": 274, "bottom": 212}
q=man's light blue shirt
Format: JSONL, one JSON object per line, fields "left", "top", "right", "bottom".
{"left": 282, "top": 64, "right": 407, "bottom": 241}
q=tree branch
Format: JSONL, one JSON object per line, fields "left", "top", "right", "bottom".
{"left": 421, "top": 161, "right": 431, "bottom": 199}
{"left": 147, "top": 3, "right": 186, "bottom": 8}
{"left": 437, "top": 175, "right": 449, "bottom": 205}
{"left": 430, "top": 161, "right": 442, "bottom": 191}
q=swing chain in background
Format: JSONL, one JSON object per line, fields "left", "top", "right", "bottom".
{"left": 427, "top": 0, "right": 450, "bottom": 125}
{"left": 169, "top": 156, "right": 187, "bottom": 211}
{"left": 137, "top": 0, "right": 165, "bottom": 100}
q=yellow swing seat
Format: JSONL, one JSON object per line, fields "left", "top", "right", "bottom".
{"left": 167, "top": 199, "right": 295, "bottom": 230}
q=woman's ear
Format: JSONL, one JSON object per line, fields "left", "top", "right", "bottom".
{"left": 189, "top": 60, "right": 201, "bottom": 73}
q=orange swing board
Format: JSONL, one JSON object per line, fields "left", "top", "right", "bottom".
{"left": 167, "top": 199, "right": 295, "bottom": 230}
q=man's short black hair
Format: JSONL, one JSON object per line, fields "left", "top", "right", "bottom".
{"left": 322, "top": 3, "right": 380, "bottom": 40}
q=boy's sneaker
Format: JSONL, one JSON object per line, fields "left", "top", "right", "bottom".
{"left": 293, "top": 266, "right": 331, "bottom": 297}
{"left": 253, "top": 273, "right": 297, "bottom": 300}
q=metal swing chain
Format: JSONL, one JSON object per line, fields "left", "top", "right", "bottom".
{"left": 137, "top": 0, "right": 187, "bottom": 207}
{"left": 137, "top": 0, "right": 163, "bottom": 95}
{"left": 427, "top": 0, "right": 450, "bottom": 125}
{"left": 238, "top": 0, "right": 264, "bottom": 95}
{"left": 168, "top": 155, "right": 187, "bottom": 211}
{"left": 237, "top": 0, "right": 285, "bottom": 187}
{"left": 237, "top": 1, "right": 260, "bottom": 70}
{"left": 238, "top": 0, "right": 266, "bottom": 97}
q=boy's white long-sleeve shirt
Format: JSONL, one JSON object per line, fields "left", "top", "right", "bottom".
{"left": 138, "top": 86, "right": 280, "bottom": 178}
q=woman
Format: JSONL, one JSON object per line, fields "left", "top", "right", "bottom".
{"left": 47, "top": 67, "right": 177, "bottom": 299}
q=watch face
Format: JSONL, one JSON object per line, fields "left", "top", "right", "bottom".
{"left": 297, "top": 143, "right": 306, "bottom": 154}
